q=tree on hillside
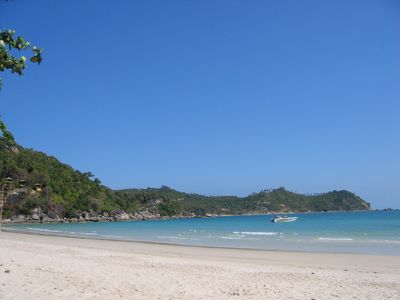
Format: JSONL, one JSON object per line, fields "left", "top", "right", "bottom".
{"left": 0, "top": 29, "right": 43, "bottom": 145}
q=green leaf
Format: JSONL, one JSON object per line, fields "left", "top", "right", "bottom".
{"left": 30, "top": 55, "right": 39, "bottom": 63}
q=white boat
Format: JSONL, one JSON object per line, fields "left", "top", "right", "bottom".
{"left": 271, "top": 215, "right": 298, "bottom": 223}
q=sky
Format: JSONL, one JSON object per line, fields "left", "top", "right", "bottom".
{"left": 1, "top": 0, "right": 399, "bottom": 208}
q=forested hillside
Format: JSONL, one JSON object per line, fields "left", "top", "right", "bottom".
{"left": 0, "top": 139, "right": 370, "bottom": 222}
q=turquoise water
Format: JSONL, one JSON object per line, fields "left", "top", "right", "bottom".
{"left": 5, "top": 211, "right": 400, "bottom": 255}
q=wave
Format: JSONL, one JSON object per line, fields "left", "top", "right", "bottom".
{"left": 157, "top": 235, "right": 197, "bottom": 241}
{"left": 26, "top": 227, "right": 99, "bottom": 237}
{"left": 370, "top": 239, "right": 400, "bottom": 244}
{"left": 77, "top": 232, "right": 98, "bottom": 236}
{"left": 100, "top": 235, "right": 123, "bottom": 238}
{"left": 233, "top": 231, "right": 278, "bottom": 236}
{"left": 220, "top": 236, "right": 244, "bottom": 240}
{"left": 229, "top": 234, "right": 245, "bottom": 238}
{"left": 351, "top": 239, "right": 400, "bottom": 244}
{"left": 26, "top": 227, "right": 64, "bottom": 233}
{"left": 318, "top": 237, "right": 353, "bottom": 241}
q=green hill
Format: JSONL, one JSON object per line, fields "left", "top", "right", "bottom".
{"left": 0, "top": 139, "right": 370, "bottom": 222}
{"left": 120, "top": 186, "right": 370, "bottom": 216}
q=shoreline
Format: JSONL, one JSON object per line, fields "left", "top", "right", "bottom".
{"left": 0, "top": 227, "right": 383, "bottom": 257}
{"left": 2, "top": 208, "right": 375, "bottom": 225}
{"left": 4, "top": 210, "right": 400, "bottom": 257}
{"left": 1, "top": 230, "right": 398, "bottom": 262}
{"left": 3, "top": 226, "right": 400, "bottom": 257}
{"left": 1, "top": 231, "right": 399, "bottom": 299}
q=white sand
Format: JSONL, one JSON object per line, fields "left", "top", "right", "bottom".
{"left": 0, "top": 232, "right": 399, "bottom": 299}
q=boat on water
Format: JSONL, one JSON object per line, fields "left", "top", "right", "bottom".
{"left": 271, "top": 215, "right": 298, "bottom": 223}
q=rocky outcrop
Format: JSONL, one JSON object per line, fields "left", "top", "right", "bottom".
{"left": 2, "top": 209, "right": 202, "bottom": 224}
{"left": 41, "top": 214, "right": 62, "bottom": 223}
{"left": 10, "top": 215, "right": 26, "bottom": 223}
{"left": 108, "top": 210, "right": 128, "bottom": 221}
{"left": 47, "top": 203, "right": 65, "bottom": 218}
{"left": 31, "top": 208, "right": 41, "bottom": 221}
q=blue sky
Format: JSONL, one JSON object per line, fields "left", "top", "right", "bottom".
{"left": 1, "top": 0, "right": 399, "bottom": 208}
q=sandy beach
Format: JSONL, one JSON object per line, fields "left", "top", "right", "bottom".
{"left": 0, "top": 232, "right": 399, "bottom": 299}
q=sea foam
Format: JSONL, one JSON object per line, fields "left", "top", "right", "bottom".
{"left": 318, "top": 237, "right": 353, "bottom": 241}
{"left": 233, "top": 231, "right": 278, "bottom": 236}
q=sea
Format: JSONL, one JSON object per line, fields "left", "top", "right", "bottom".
{"left": 4, "top": 210, "right": 400, "bottom": 255}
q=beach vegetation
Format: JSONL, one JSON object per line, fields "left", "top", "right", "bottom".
{"left": 0, "top": 29, "right": 43, "bottom": 145}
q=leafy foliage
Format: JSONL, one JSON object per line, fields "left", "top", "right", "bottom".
{"left": 0, "top": 120, "right": 14, "bottom": 146}
{"left": 0, "top": 29, "right": 43, "bottom": 86}
{"left": 0, "top": 29, "right": 43, "bottom": 145}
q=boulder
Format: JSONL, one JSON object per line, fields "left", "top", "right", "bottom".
{"left": 48, "top": 210, "right": 61, "bottom": 220}
{"left": 10, "top": 215, "right": 26, "bottom": 223}
{"left": 132, "top": 213, "right": 142, "bottom": 220}
{"left": 31, "top": 208, "right": 40, "bottom": 220}
{"left": 110, "top": 209, "right": 130, "bottom": 220}
{"left": 46, "top": 217, "right": 61, "bottom": 223}
{"left": 47, "top": 203, "right": 65, "bottom": 219}
{"left": 84, "top": 211, "right": 91, "bottom": 220}
{"left": 139, "top": 210, "right": 152, "bottom": 219}
{"left": 114, "top": 212, "right": 130, "bottom": 220}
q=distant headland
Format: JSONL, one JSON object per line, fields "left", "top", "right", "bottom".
{"left": 0, "top": 139, "right": 370, "bottom": 224}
